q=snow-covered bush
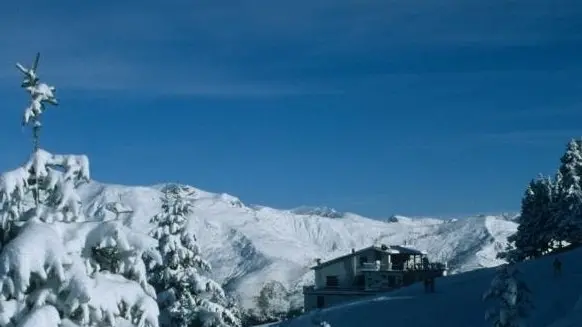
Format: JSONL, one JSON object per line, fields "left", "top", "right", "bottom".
{"left": 148, "top": 184, "right": 240, "bottom": 327}
{"left": 310, "top": 310, "right": 331, "bottom": 327}
{"left": 0, "top": 152, "right": 161, "bottom": 327}
{"left": 254, "top": 280, "right": 292, "bottom": 322}
{"left": 483, "top": 264, "right": 532, "bottom": 327}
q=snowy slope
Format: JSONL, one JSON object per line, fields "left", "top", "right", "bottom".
{"left": 277, "top": 247, "right": 582, "bottom": 327}
{"left": 75, "top": 181, "right": 517, "bottom": 309}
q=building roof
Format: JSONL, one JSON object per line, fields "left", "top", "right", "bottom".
{"left": 311, "top": 244, "right": 427, "bottom": 270}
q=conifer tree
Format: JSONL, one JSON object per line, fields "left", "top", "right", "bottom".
{"left": 549, "top": 170, "right": 565, "bottom": 248}
{"left": 528, "top": 176, "right": 555, "bottom": 254}
{"left": 483, "top": 264, "right": 532, "bottom": 327}
{"left": 149, "top": 184, "right": 240, "bottom": 327}
{"left": 555, "top": 139, "right": 582, "bottom": 244}
{"left": 0, "top": 54, "right": 161, "bottom": 327}
{"left": 501, "top": 177, "right": 554, "bottom": 262}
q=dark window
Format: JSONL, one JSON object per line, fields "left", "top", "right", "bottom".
{"left": 353, "top": 275, "right": 365, "bottom": 287}
{"left": 359, "top": 256, "right": 368, "bottom": 266}
{"left": 375, "top": 252, "right": 382, "bottom": 261}
{"left": 388, "top": 276, "right": 396, "bottom": 286}
{"left": 317, "top": 296, "right": 325, "bottom": 308}
{"left": 326, "top": 275, "right": 339, "bottom": 287}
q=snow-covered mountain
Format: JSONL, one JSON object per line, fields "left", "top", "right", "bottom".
{"left": 76, "top": 182, "right": 517, "bottom": 309}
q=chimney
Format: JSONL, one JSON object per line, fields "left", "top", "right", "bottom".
{"left": 351, "top": 248, "right": 355, "bottom": 254}
{"left": 316, "top": 258, "right": 321, "bottom": 265}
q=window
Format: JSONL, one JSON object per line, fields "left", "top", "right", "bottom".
{"left": 353, "top": 275, "right": 365, "bottom": 287}
{"left": 326, "top": 275, "right": 339, "bottom": 287}
{"left": 388, "top": 276, "right": 396, "bottom": 286}
{"left": 395, "top": 276, "right": 403, "bottom": 286}
{"left": 317, "top": 296, "right": 325, "bottom": 308}
{"left": 359, "top": 256, "right": 368, "bottom": 266}
{"left": 375, "top": 251, "right": 382, "bottom": 261}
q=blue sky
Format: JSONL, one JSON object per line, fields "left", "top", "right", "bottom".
{"left": 0, "top": 0, "right": 581, "bottom": 218}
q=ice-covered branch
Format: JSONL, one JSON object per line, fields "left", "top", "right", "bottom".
{"left": 16, "top": 53, "right": 58, "bottom": 127}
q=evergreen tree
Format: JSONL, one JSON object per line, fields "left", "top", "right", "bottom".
{"left": 555, "top": 139, "right": 582, "bottom": 244}
{"left": 549, "top": 170, "right": 565, "bottom": 248}
{"left": 483, "top": 264, "right": 532, "bottom": 327}
{"left": 500, "top": 177, "right": 555, "bottom": 262}
{"left": 149, "top": 184, "right": 240, "bottom": 327}
{"left": 532, "top": 176, "right": 556, "bottom": 253}
{"left": 0, "top": 54, "right": 160, "bottom": 327}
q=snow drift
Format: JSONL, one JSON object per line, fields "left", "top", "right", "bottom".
{"left": 275, "top": 246, "right": 582, "bottom": 327}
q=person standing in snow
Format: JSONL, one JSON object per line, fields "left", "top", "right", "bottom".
{"left": 423, "top": 277, "right": 435, "bottom": 293}
{"left": 423, "top": 277, "right": 430, "bottom": 293}
{"left": 553, "top": 257, "right": 562, "bottom": 277}
{"left": 428, "top": 277, "right": 435, "bottom": 293}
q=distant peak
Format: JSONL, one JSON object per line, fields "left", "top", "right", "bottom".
{"left": 160, "top": 183, "right": 197, "bottom": 195}
{"left": 384, "top": 215, "right": 402, "bottom": 223}
{"left": 290, "top": 206, "right": 345, "bottom": 218}
{"left": 216, "top": 193, "right": 244, "bottom": 208}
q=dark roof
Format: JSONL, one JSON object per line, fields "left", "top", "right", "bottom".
{"left": 311, "top": 245, "right": 426, "bottom": 270}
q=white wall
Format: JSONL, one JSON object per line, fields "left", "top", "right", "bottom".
{"left": 317, "top": 260, "right": 350, "bottom": 288}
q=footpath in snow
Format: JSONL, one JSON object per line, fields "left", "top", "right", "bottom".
{"left": 275, "top": 247, "right": 582, "bottom": 327}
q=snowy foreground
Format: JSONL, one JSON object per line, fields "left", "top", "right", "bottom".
{"left": 74, "top": 182, "right": 517, "bottom": 309}
{"left": 274, "top": 247, "right": 582, "bottom": 327}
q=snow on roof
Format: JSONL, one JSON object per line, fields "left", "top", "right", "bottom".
{"left": 388, "top": 245, "right": 427, "bottom": 255}
{"left": 311, "top": 245, "right": 426, "bottom": 270}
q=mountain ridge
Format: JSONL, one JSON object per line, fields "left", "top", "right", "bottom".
{"left": 75, "top": 181, "right": 518, "bottom": 309}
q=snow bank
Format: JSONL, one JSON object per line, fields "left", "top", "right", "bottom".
{"left": 276, "top": 247, "right": 582, "bottom": 327}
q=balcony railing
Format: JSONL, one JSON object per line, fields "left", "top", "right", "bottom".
{"left": 358, "top": 261, "right": 447, "bottom": 272}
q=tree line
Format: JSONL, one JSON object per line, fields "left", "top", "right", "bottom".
{"left": 500, "top": 139, "right": 582, "bottom": 262}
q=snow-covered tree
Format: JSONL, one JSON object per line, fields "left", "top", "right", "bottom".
{"left": 310, "top": 310, "right": 332, "bottom": 327}
{"left": 483, "top": 264, "right": 532, "bottom": 327}
{"left": 549, "top": 170, "right": 565, "bottom": 249}
{"left": 253, "top": 280, "right": 292, "bottom": 322}
{"left": 554, "top": 139, "right": 582, "bottom": 244}
{"left": 0, "top": 54, "right": 161, "bottom": 327}
{"left": 501, "top": 177, "right": 555, "bottom": 262}
{"left": 148, "top": 184, "right": 240, "bottom": 327}
{"left": 0, "top": 152, "right": 162, "bottom": 327}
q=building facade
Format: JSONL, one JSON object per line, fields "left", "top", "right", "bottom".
{"left": 303, "top": 245, "right": 447, "bottom": 311}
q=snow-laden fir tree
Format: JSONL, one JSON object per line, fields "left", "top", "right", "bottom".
{"left": 500, "top": 176, "right": 555, "bottom": 262}
{"left": 554, "top": 139, "right": 582, "bottom": 244}
{"left": 549, "top": 170, "right": 565, "bottom": 248}
{"left": 0, "top": 53, "right": 161, "bottom": 327}
{"left": 149, "top": 184, "right": 240, "bottom": 327}
{"left": 483, "top": 264, "right": 532, "bottom": 327}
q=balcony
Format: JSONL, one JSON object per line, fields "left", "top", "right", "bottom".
{"left": 357, "top": 261, "right": 447, "bottom": 272}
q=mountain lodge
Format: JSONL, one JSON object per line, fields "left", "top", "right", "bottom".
{"left": 303, "top": 244, "right": 447, "bottom": 311}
